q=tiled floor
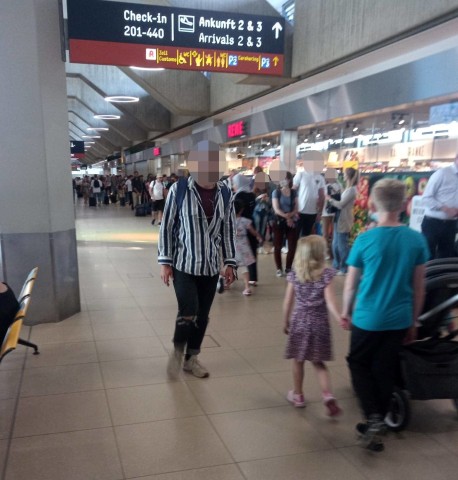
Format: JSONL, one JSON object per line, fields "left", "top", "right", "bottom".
{"left": 2, "top": 203, "right": 458, "bottom": 479}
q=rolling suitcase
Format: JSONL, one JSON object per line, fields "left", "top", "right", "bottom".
{"left": 89, "top": 196, "right": 96, "bottom": 207}
{"left": 110, "top": 193, "right": 117, "bottom": 204}
{"left": 135, "top": 204, "right": 147, "bottom": 217}
{"left": 120, "top": 197, "right": 126, "bottom": 207}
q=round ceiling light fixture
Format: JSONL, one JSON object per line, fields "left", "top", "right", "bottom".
{"left": 105, "top": 96, "right": 139, "bottom": 103}
{"left": 87, "top": 127, "right": 109, "bottom": 131}
{"left": 94, "top": 114, "right": 120, "bottom": 120}
{"left": 129, "top": 66, "right": 165, "bottom": 72}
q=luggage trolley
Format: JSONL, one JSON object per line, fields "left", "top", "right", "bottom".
{"left": 385, "top": 258, "right": 458, "bottom": 431}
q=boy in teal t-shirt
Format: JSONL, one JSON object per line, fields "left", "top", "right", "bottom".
{"left": 341, "top": 179, "right": 429, "bottom": 452}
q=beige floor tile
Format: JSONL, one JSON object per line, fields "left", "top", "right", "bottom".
{"left": 13, "top": 390, "right": 111, "bottom": 437}
{"left": 339, "top": 434, "right": 451, "bottom": 480}
{"left": 25, "top": 341, "right": 98, "bottom": 368}
{"left": 218, "top": 327, "right": 286, "bottom": 349}
{"left": 128, "top": 464, "right": 245, "bottom": 480}
{"left": 20, "top": 363, "right": 103, "bottom": 396}
{"left": 96, "top": 336, "right": 166, "bottom": 362}
{"left": 262, "top": 366, "right": 354, "bottom": 404}
{"left": 89, "top": 306, "right": 147, "bottom": 323}
{"left": 236, "top": 345, "right": 290, "bottom": 373}
{"left": 187, "top": 374, "right": 287, "bottom": 414}
{"left": 0, "top": 351, "right": 26, "bottom": 370}
{"left": 182, "top": 350, "right": 256, "bottom": 381}
{"left": 239, "top": 450, "right": 367, "bottom": 480}
{"left": 400, "top": 433, "right": 458, "bottom": 480}
{"left": 0, "top": 369, "right": 22, "bottom": 400}
{"left": 92, "top": 320, "right": 155, "bottom": 340}
{"left": 115, "top": 417, "right": 232, "bottom": 478}
{"left": 405, "top": 399, "right": 458, "bottom": 434}
{"left": 86, "top": 296, "right": 140, "bottom": 311}
{"left": 5, "top": 428, "right": 123, "bottom": 480}
{"left": 0, "top": 439, "right": 8, "bottom": 478}
{"left": 431, "top": 429, "right": 458, "bottom": 455}
{"left": 83, "top": 286, "right": 134, "bottom": 300}
{"left": 100, "top": 357, "right": 170, "bottom": 388}
{"left": 0, "top": 399, "right": 15, "bottom": 440}
{"left": 29, "top": 321, "right": 94, "bottom": 344}
{"left": 107, "top": 383, "right": 203, "bottom": 425}
{"left": 135, "top": 293, "right": 176, "bottom": 307}
{"left": 209, "top": 406, "right": 332, "bottom": 462}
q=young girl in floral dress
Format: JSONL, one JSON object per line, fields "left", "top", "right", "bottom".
{"left": 283, "top": 235, "right": 343, "bottom": 416}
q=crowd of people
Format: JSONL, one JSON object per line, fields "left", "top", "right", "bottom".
{"left": 72, "top": 172, "right": 178, "bottom": 221}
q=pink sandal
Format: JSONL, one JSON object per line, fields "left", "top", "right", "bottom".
{"left": 323, "top": 396, "right": 342, "bottom": 417}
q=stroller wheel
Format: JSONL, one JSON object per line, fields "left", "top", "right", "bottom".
{"left": 384, "top": 387, "right": 410, "bottom": 432}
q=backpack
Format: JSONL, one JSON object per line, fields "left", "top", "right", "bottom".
{"left": 175, "top": 177, "right": 231, "bottom": 212}
{"left": 93, "top": 179, "right": 100, "bottom": 188}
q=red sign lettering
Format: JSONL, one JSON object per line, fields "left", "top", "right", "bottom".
{"left": 227, "top": 121, "right": 247, "bottom": 139}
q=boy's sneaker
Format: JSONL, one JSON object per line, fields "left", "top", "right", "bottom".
{"left": 166, "top": 347, "right": 184, "bottom": 380}
{"left": 276, "top": 269, "right": 284, "bottom": 277}
{"left": 286, "top": 390, "right": 306, "bottom": 408}
{"left": 357, "top": 415, "right": 387, "bottom": 452}
{"left": 217, "top": 276, "right": 225, "bottom": 294}
{"left": 323, "top": 395, "right": 342, "bottom": 417}
{"left": 183, "top": 355, "right": 209, "bottom": 378}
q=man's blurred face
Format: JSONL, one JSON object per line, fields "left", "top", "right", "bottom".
{"left": 188, "top": 148, "right": 224, "bottom": 188}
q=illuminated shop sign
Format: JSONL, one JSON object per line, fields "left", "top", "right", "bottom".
{"left": 227, "top": 121, "right": 248, "bottom": 139}
{"left": 66, "top": 0, "right": 285, "bottom": 76}
{"left": 153, "top": 147, "right": 162, "bottom": 156}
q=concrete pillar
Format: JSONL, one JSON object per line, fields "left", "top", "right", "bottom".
{"left": 0, "top": 0, "right": 80, "bottom": 324}
{"left": 270, "top": 130, "right": 298, "bottom": 182}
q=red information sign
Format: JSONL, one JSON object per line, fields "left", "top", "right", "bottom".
{"left": 153, "top": 147, "right": 161, "bottom": 156}
{"left": 69, "top": 40, "right": 284, "bottom": 76}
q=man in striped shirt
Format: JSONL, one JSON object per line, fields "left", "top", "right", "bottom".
{"left": 158, "top": 140, "right": 236, "bottom": 378}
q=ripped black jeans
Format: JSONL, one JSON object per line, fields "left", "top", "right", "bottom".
{"left": 172, "top": 268, "right": 219, "bottom": 356}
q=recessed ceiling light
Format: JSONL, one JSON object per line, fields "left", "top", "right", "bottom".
{"left": 129, "top": 66, "right": 165, "bottom": 71}
{"left": 105, "top": 96, "right": 139, "bottom": 103}
{"left": 84, "top": 141, "right": 95, "bottom": 144}
{"left": 82, "top": 135, "right": 101, "bottom": 139}
{"left": 87, "top": 127, "right": 109, "bottom": 131}
{"left": 94, "top": 114, "right": 120, "bottom": 120}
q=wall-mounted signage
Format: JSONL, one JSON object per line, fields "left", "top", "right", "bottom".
{"left": 70, "top": 140, "right": 85, "bottom": 158}
{"left": 153, "top": 147, "right": 162, "bottom": 156}
{"left": 227, "top": 120, "right": 248, "bottom": 139}
{"left": 67, "top": 0, "right": 285, "bottom": 76}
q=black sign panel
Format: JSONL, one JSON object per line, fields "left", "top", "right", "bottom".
{"left": 67, "top": 0, "right": 285, "bottom": 54}
{"left": 70, "top": 140, "right": 85, "bottom": 158}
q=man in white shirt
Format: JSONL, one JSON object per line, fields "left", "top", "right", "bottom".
{"left": 421, "top": 153, "right": 458, "bottom": 258}
{"left": 125, "top": 175, "right": 133, "bottom": 209}
{"left": 293, "top": 169, "right": 325, "bottom": 237}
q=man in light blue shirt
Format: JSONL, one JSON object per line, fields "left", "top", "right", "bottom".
{"left": 421, "top": 154, "right": 458, "bottom": 258}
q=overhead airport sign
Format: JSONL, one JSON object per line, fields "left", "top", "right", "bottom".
{"left": 70, "top": 140, "right": 85, "bottom": 159}
{"left": 66, "top": 0, "right": 285, "bottom": 76}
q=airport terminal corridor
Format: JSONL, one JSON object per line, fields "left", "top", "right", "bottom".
{"left": 1, "top": 202, "right": 458, "bottom": 479}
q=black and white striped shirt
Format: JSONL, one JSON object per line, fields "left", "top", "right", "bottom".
{"left": 158, "top": 177, "right": 236, "bottom": 276}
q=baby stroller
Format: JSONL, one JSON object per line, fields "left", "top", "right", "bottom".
{"left": 385, "top": 258, "right": 458, "bottom": 431}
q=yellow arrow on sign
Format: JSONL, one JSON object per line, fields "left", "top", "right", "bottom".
{"left": 273, "top": 57, "right": 279, "bottom": 66}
